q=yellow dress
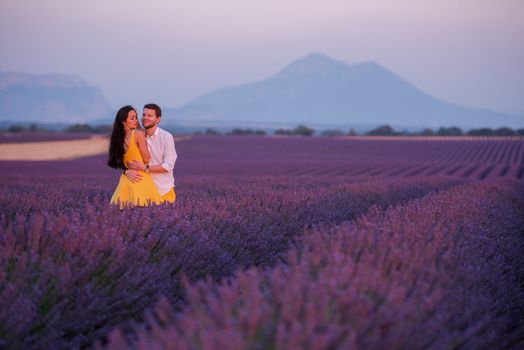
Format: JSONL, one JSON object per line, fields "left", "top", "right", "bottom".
{"left": 110, "top": 130, "right": 163, "bottom": 208}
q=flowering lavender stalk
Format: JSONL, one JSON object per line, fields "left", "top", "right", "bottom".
{"left": 105, "top": 180, "right": 524, "bottom": 349}
{"left": 0, "top": 176, "right": 461, "bottom": 349}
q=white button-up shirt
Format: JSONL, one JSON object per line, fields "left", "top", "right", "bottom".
{"left": 146, "top": 126, "right": 177, "bottom": 195}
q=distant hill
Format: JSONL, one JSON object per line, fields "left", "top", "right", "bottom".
{"left": 168, "top": 53, "right": 523, "bottom": 129}
{"left": 0, "top": 72, "right": 113, "bottom": 124}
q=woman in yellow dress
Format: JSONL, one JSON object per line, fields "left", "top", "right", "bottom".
{"left": 107, "top": 105, "right": 163, "bottom": 208}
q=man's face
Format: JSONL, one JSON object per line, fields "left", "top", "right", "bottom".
{"left": 142, "top": 108, "right": 159, "bottom": 129}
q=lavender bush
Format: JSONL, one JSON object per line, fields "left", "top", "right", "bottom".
{"left": 1, "top": 135, "right": 523, "bottom": 349}
{"left": 0, "top": 175, "right": 461, "bottom": 349}
{"left": 106, "top": 180, "right": 524, "bottom": 349}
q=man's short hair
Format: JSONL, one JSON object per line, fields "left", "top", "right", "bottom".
{"left": 144, "top": 103, "right": 161, "bottom": 118}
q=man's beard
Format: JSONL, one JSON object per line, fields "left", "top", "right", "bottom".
{"left": 143, "top": 123, "right": 155, "bottom": 129}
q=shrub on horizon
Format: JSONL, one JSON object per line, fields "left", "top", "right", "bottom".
{"left": 494, "top": 127, "right": 517, "bottom": 136}
{"left": 6, "top": 124, "right": 27, "bottom": 133}
{"left": 436, "top": 126, "right": 463, "bottom": 136}
{"left": 227, "top": 128, "right": 267, "bottom": 136}
{"left": 321, "top": 129, "right": 344, "bottom": 137}
{"left": 347, "top": 127, "right": 358, "bottom": 136}
{"left": 365, "top": 125, "right": 397, "bottom": 136}
{"left": 275, "top": 124, "right": 315, "bottom": 136}
{"left": 419, "top": 127, "right": 434, "bottom": 136}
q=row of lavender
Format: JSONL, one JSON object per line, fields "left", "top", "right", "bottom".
{"left": 176, "top": 136, "right": 524, "bottom": 180}
{"left": 178, "top": 136, "right": 524, "bottom": 165}
{"left": 0, "top": 176, "right": 461, "bottom": 349}
{"left": 1, "top": 136, "right": 524, "bottom": 181}
{"left": 103, "top": 180, "right": 524, "bottom": 350}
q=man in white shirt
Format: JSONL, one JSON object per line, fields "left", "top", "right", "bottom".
{"left": 125, "top": 103, "right": 177, "bottom": 203}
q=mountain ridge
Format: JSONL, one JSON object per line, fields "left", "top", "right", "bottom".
{"left": 168, "top": 53, "right": 523, "bottom": 129}
{"left": 1, "top": 54, "right": 522, "bottom": 129}
{"left": 0, "top": 71, "right": 114, "bottom": 124}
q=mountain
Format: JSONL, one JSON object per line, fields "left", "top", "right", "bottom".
{"left": 169, "top": 53, "right": 523, "bottom": 129}
{"left": 0, "top": 72, "right": 114, "bottom": 124}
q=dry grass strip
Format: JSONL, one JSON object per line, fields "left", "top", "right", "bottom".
{"left": 0, "top": 135, "right": 191, "bottom": 161}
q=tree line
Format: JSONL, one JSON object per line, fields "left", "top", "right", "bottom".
{"left": 197, "top": 124, "right": 524, "bottom": 137}
{"left": 3, "top": 123, "right": 523, "bottom": 137}
{"left": 2, "top": 123, "right": 112, "bottom": 133}
{"left": 362, "top": 125, "right": 524, "bottom": 137}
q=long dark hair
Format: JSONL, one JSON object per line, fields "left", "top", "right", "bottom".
{"left": 107, "top": 105, "right": 136, "bottom": 169}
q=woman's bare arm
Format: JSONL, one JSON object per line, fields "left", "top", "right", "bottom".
{"left": 134, "top": 130, "right": 151, "bottom": 164}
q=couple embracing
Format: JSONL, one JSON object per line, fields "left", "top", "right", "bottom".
{"left": 107, "top": 103, "right": 177, "bottom": 208}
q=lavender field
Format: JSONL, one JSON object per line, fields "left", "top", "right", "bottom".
{"left": 1, "top": 135, "right": 523, "bottom": 349}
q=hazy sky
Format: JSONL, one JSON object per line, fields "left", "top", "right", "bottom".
{"left": 1, "top": 0, "right": 523, "bottom": 114}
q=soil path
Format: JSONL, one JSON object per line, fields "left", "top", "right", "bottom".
{"left": 0, "top": 135, "right": 191, "bottom": 160}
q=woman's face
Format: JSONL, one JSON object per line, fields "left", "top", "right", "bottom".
{"left": 122, "top": 110, "right": 138, "bottom": 130}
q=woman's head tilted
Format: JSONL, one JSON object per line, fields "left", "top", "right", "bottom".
{"left": 115, "top": 105, "right": 138, "bottom": 131}
{"left": 107, "top": 105, "right": 137, "bottom": 169}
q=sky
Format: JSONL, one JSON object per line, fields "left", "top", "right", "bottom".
{"left": 1, "top": 0, "right": 523, "bottom": 114}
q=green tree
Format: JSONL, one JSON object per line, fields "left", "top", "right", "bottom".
{"left": 366, "top": 125, "right": 396, "bottom": 136}
{"left": 228, "top": 128, "right": 267, "bottom": 135}
{"left": 493, "top": 127, "right": 516, "bottom": 136}
{"left": 321, "top": 129, "right": 344, "bottom": 137}
{"left": 7, "top": 124, "right": 27, "bottom": 133}
{"left": 274, "top": 128, "right": 292, "bottom": 135}
{"left": 292, "top": 124, "right": 315, "bottom": 136}
{"left": 66, "top": 124, "right": 94, "bottom": 133}
{"left": 467, "top": 128, "right": 494, "bottom": 136}
{"left": 436, "top": 127, "right": 463, "bottom": 136}
{"left": 204, "top": 128, "right": 220, "bottom": 135}
{"left": 420, "top": 128, "right": 434, "bottom": 136}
